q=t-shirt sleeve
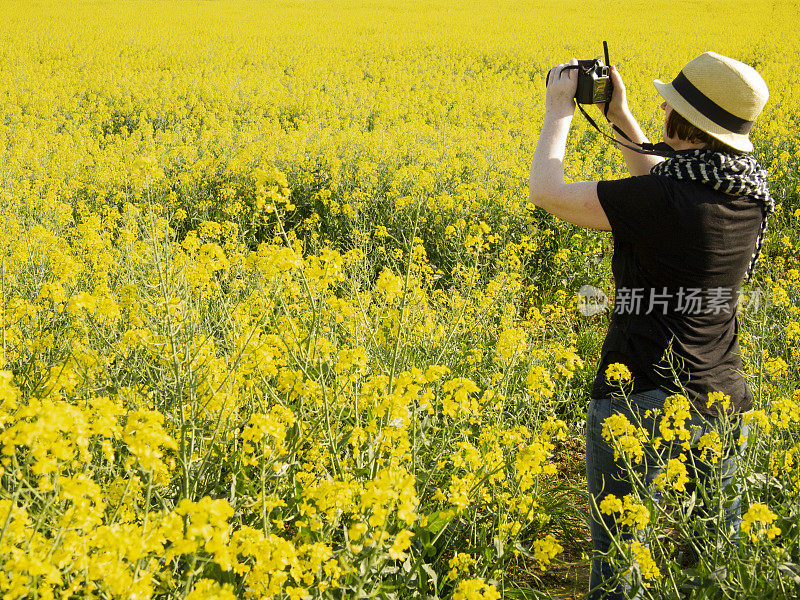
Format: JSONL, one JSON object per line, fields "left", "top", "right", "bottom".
{"left": 597, "top": 175, "right": 674, "bottom": 246}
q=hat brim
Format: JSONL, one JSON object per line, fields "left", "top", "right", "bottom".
{"left": 654, "top": 78, "right": 753, "bottom": 153}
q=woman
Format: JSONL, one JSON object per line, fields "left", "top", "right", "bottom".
{"left": 529, "top": 52, "right": 771, "bottom": 598}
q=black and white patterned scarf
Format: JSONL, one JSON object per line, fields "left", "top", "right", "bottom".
{"left": 651, "top": 148, "right": 774, "bottom": 281}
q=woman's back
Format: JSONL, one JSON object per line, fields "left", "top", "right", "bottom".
{"left": 592, "top": 170, "right": 764, "bottom": 413}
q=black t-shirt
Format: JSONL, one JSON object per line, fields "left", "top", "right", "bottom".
{"left": 592, "top": 173, "right": 763, "bottom": 415}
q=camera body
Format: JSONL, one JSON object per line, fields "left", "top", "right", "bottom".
{"left": 545, "top": 42, "right": 613, "bottom": 105}
{"left": 575, "top": 59, "right": 612, "bottom": 104}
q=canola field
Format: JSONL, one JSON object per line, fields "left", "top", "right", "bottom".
{"left": 1, "top": 1, "right": 800, "bottom": 598}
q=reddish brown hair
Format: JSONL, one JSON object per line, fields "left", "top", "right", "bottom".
{"left": 666, "top": 110, "right": 741, "bottom": 153}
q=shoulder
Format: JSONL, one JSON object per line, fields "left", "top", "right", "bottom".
{"left": 596, "top": 173, "right": 678, "bottom": 213}
{"left": 596, "top": 174, "right": 676, "bottom": 220}
{"left": 598, "top": 173, "right": 671, "bottom": 198}
{"left": 595, "top": 174, "right": 679, "bottom": 244}
{"left": 601, "top": 173, "right": 757, "bottom": 217}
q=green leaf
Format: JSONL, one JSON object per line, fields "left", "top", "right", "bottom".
{"left": 424, "top": 509, "right": 453, "bottom": 534}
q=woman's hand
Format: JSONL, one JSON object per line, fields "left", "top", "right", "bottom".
{"left": 598, "top": 65, "right": 630, "bottom": 124}
{"left": 545, "top": 59, "right": 578, "bottom": 118}
{"left": 589, "top": 64, "right": 661, "bottom": 176}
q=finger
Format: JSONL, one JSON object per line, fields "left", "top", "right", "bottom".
{"left": 564, "top": 58, "right": 578, "bottom": 78}
{"left": 609, "top": 65, "right": 624, "bottom": 87}
{"left": 559, "top": 61, "right": 576, "bottom": 79}
{"left": 546, "top": 65, "right": 558, "bottom": 85}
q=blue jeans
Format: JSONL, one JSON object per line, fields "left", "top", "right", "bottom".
{"left": 586, "top": 389, "right": 748, "bottom": 600}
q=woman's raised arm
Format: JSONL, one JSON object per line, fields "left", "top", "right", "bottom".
{"left": 602, "top": 65, "right": 664, "bottom": 176}
{"left": 528, "top": 60, "right": 611, "bottom": 231}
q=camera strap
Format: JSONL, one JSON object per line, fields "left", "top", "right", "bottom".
{"left": 574, "top": 102, "right": 676, "bottom": 157}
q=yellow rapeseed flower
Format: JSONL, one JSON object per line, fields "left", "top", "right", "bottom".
{"left": 741, "top": 503, "right": 781, "bottom": 543}
{"left": 605, "top": 362, "right": 632, "bottom": 385}
{"left": 631, "top": 541, "right": 660, "bottom": 581}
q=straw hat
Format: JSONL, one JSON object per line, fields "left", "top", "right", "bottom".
{"left": 653, "top": 52, "right": 768, "bottom": 152}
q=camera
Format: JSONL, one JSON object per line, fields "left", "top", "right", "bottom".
{"left": 574, "top": 59, "right": 612, "bottom": 104}
{"left": 546, "top": 41, "right": 613, "bottom": 105}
